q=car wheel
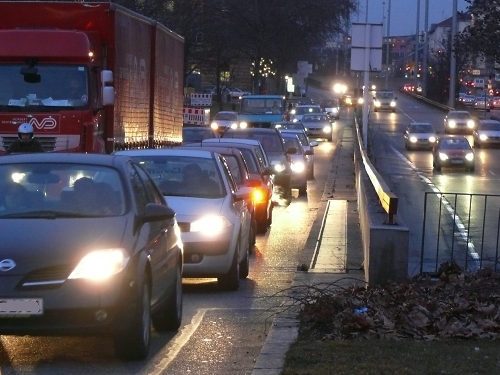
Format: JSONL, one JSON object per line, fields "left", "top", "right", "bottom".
{"left": 404, "top": 143, "right": 409, "bottom": 150}
{"left": 469, "top": 165, "right": 475, "bottom": 173}
{"left": 307, "top": 166, "right": 314, "bottom": 179}
{"left": 152, "top": 263, "right": 182, "bottom": 332}
{"left": 267, "top": 204, "right": 273, "bottom": 226}
{"left": 218, "top": 240, "right": 240, "bottom": 291}
{"left": 298, "top": 183, "right": 307, "bottom": 196}
{"left": 256, "top": 207, "right": 268, "bottom": 234}
{"left": 433, "top": 162, "right": 441, "bottom": 172}
{"left": 114, "top": 279, "right": 151, "bottom": 361}
{"left": 239, "top": 237, "right": 250, "bottom": 279}
{"left": 249, "top": 217, "right": 256, "bottom": 252}
{"left": 475, "top": 141, "right": 480, "bottom": 149}
{"left": 374, "top": 108, "right": 378, "bottom": 112}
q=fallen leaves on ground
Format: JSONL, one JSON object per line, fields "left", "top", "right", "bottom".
{"left": 298, "top": 261, "right": 500, "bottom": 341}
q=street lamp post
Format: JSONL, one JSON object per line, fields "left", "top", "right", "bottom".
{"left": 414, "top": 0, "right": 420, "bottom": 89}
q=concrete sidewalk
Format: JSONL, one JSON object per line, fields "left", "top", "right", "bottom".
{"left": 252, "top": 124, "right": 366, "bottom": 375}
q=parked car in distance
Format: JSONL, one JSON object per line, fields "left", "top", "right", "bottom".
{"left": 403, "top": 122, "right": 437, "bottom": 150}
{"left": 210, "top": 111, "right": 245, "bottom": 134}
{"left": 281, "top": 133, "right": 311, "bottom": 195}
{"left": 280, "top": 128, "right": 318, "bottom": 178}
{"left": 472, "top": 119, "right": 500, "bottom": 148}
{"left": 182, "top": 125, "right": 219, "bottom": 144}
{"left": 432, "top": 135, "right": 475, "bottom": 172}
{"left": 0, "top": 153, "right": 183, "bottom": 360}
{"left": 115, "top": 148, "right": 253, "bottom": 291}
{"left": 200, "top": 138, "right": 275, "bottom": 233}
{"left": 319, "top": 99, "right": 340, "bottom": 120}
{"left": 300, "top": 113, "right": 333, "bottom": 141}
{"left": 443, "top": 110, "right": 476, "bottom": 134}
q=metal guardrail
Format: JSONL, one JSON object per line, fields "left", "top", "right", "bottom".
{"left": 354, "top": 113, "right": 398, "bottom": 225}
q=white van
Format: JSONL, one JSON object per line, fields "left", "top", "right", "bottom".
{"left": 474, "top": 78, "right": 485, "bottom": 89}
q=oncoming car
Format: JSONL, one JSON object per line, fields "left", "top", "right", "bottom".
{"left": 0, "top": 153, "right": 184, "bottom": 360}
{"left": 472, "top": 119, "right": 500, "bottom": 148}
{"left": 403, "top": 122, "right": 437, "bottom": 150}
{"left": 443, "top": 110, "right": 476, "bottom": 134}
{"left": 373, "top": 91, "right": 397, "bottom": 112}
{"left": 115, "top": 148, "right": 253, "bottom": 291}
{"left": 432, "top": 135, "right": 475, "bottom": 172}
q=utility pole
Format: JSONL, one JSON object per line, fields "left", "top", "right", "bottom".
{"left": 414, "top": 0, "right": 420, "bottom": 89}
{"left": 423, "top": 0, "right": 429, "bottom": 96}
{"left": 385, "top": 0, "right": 391, "bottom": 90}
{"left": 448, "top": 0, "right": 458, "bottom": 107}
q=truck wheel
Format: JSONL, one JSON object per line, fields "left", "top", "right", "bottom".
{"left": 298, "top": 183, "right": 307, "bottom": 196}
{"left": 152, "top": 263, "right": 182, "bottom": 332}
{"left": 114, "top": 279, "right": 151, "bottom": 360}
{"left": 218, "top": 241, "right": 240, "bottom": 291}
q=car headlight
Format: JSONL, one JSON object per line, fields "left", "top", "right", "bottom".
{"left": 332, "top": 108, "right": 339, "bottom": 114}
{"left": 390, "top": 101, "right": 396, "bottom": 107}
{"left": 448, "top": 120, "right": 456, "bottom": 128}
{"left": 322, "top": 125, "right": 332, "bottom": 133}
{"left": 409, "top": 136, "right": 417, "bottom": 143}
{"left": 291, "top": 109, "right": 296, "bottom": 115}
{"left": 239, "top": 122, "right": 248, "bottom": 129}
{"left": 479, "top": 134, "right": 488, "bottom": 141}
{"left": 465, "top": 152, "right": 474, "bottom": 161}
{"left": 439, "top": 152, "right": 449, "bottom": 161}
{"left": 191, "top": 215, "right": 231, "bottom": 235}
{"left": 467, "top": 120, "right": 475, "bottom": 129}
{"left": 292, "top": 119, "right": 298, "bottom": 123}
{"left": 429, "top": 136, "right": 436, "bottom": 143}
{"left": 211, "top": 122, "right": 218, "bottom": 130}
{"left": 273, "top": 163, "right": 286, "bottom": 173}
{"left": 291, "top": 161, "right": 305, "bottom": 173}
{"left": 374, "top": 100, "right": 381, "bottom": 107}
{"left": 358, "top": 97, "right": 364, "bottom": 104}
{"left": 68, "top": 249, "right": 129, "bottom": 281}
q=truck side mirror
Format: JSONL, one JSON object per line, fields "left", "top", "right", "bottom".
{"left": 101, "top": 70, "right": 114, "bottom": 105}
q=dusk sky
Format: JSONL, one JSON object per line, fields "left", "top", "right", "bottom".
{"left": 354, "top": 0, "right": 470, "bottom": 36}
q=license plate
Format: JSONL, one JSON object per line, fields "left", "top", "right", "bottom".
{"left": 0, "top": 299, "right": 43, "bottom": 316}
{"left": 450, "top": 159, "right": 464, "bottom": 164}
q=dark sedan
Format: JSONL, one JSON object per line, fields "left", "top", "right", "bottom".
{"left": 0, "top": 153, "right": 183, "bottom": 360}
{"left": 432, "top": 135, "right": 475, "bottom": 172}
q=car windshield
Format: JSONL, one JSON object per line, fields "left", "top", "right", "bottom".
{"left": 0, "top": 163, "right": 125, "bottom": 218}
{"left": 409, "top": 124, "right": 434, "bottom": 133}
{"left": 215, "top": 112, "right": 238, "bottom": 121}
{"left": 295, "top": 106, "right": 321, "bottom": 115}
{"left": 320, "top": 100, "right": 338, "bottom": 107}
{"left": 223, "top": 131, "right": 284, "bottom": 153}
{"left": 283, "top": 136, "right": 301, "bottom": 151}
{"left": 377, "top": 92, "right": 394, "bottom": 99}
{"left": 0, "top": 64, "right": 90, "bottom": 109}
{"left": 301, "top": 114, "right": 328, "bottom": 122}
{"left": 274, "top": 122, "right": 304, "bottom": 130}
{"left": 130, "top": 155, "right": 225, "bottom": 198}
{"left": 449, "top": 112, "right": 471, "bottom": 119}
{"left": 440, "top": 138, "right": 470, "bottom": 150}
{"left": 183, "top": 128, "right": 216, "bottom": 144}
{"left": 479, "top": 122, "right": 500, "bottom": 131}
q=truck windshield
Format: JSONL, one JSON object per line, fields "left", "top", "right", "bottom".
{"left": 240, "top": 98, "right": 284, "bottom": 115}
{"left": 0, "top": 64, "right": 89, "bottom": 109}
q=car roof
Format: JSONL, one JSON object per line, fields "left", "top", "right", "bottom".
{"left": 0, "top": 152, "right": 129, "bottom": 168}
{"left": 203, "top": 138, "right": 262, "bottom": 146}
{"left": 114, "top": 148, "right": 216, "bottom": 159}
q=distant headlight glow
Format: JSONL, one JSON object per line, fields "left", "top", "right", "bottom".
{"left": 69, "top": 249, "right": 129, "bottom": 281}
{"left": 467, "top": 120, "right": 475, "bottom": 128}
{"left": 429, "top": 136, "right": 437, "bottom": 143}
{"left": 465, "top": 152, "right": 474, "bottom": 161}
{"left": 448, "top": 120, "right": 456, "bottom": 128}
{"left": 239, "top": 122, "right": 248, "bottom": 129}
{"left": 273, "top": 163, "right": 286, "bottom": 173}
{"left": 479, "top": 134, "right": 488, "bottom": 141}
{"left": 409, "top": 136, "right": 418, "bottom": 143}
{"left": 439, "top": 152, "right": 449, "bottom": 161}
{"left": 191, "top": 215, "right": 231, "bottom": 235}
{"left": 322, "top": 126, "right": 332, "bottom": 133}
{"left": 210, "top": 122, "right": 218, "bottom": 130}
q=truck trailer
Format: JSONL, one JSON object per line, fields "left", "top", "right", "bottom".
{"left": 0, "top": 1, "right": 184, "bottom": 154}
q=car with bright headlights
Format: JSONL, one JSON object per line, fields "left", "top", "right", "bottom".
{"left": 199, "top": 138, "right": 275, "bottom": 233}
{"left": 291, "top": 104, "right": 323, "bottom": 122}
{"left": 320, "top": 99, "right": 340, "bottom": 120}
{"left": 0, "top": 153, "right": 183, "bottom": 361}
{"left": 115, "top": 148, "right": 253, "bottom": 291}
{"left": 210, "top": 111, "right": 246, "bottom": 134}
{"left": 432, "top": 135, "right": 475, "bottom": 172}
{"left": 403, "top": 122, "right": 437, "bottom": 150}
{"left": 281, "top": 133, "right": 311, "bottom": 195}
{"left": 221, "top": 127, "right": 294, "bottom": 194}
{"left": 299, "top": 113, "right": 333, "bottom": 141}
{"left": 279, "top": 128, "right": 317, "bottom": 178}
{"left": 373, "top": 90, "right": 397, "bottom": 112}
{"left": 443, "top": 110, "right": 476, "bottom": 134}
{"left": 472, "top": 119, "right": 500, "bottom": 148}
